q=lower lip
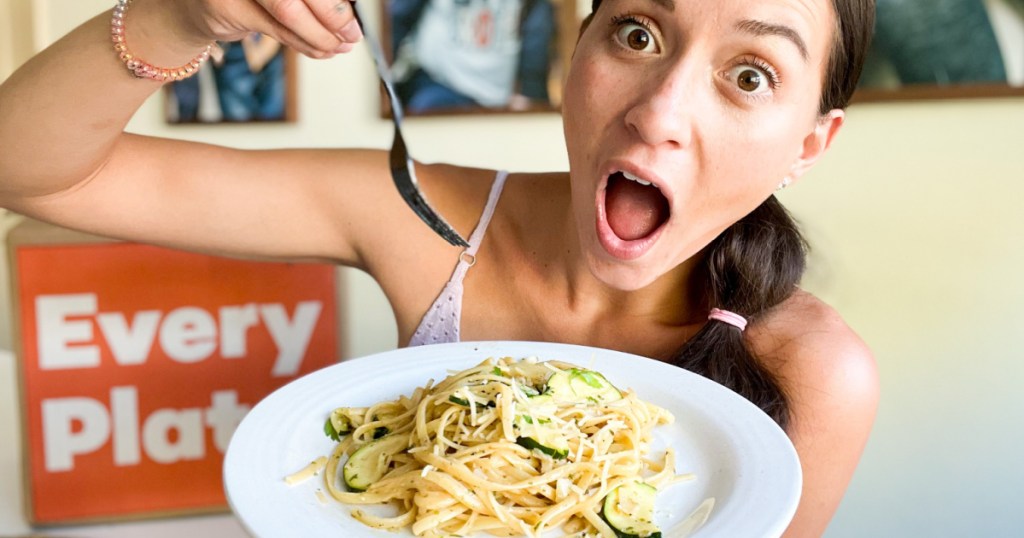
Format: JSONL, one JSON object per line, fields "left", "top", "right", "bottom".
{"left": 594, "top": 189, "right": 666, "bottom": 261}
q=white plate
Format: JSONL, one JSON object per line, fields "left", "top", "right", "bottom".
{"left": 225, "top": 341, "right": 801, "bottom": 537}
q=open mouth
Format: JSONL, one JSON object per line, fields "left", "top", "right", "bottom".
{"left": 604, "top": 171, "right": 671, "bottom": 242}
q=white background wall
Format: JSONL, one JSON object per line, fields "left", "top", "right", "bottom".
{"left": 2, "top": 1, "right": 1023, "bottom": 537}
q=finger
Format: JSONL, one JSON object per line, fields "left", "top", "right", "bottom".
{"left": 307, "top": 0, "right": 362, "bottom": 43}
{"left": 334, "top": 41, "right": 357, "bottom": 54}
{"left": 238, "top": 7, "right": 329, "bottom": 58}
{"left": 256, "top": 0, "right": 345, "bottom": 54}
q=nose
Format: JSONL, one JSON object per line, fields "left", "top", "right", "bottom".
{"left": 623, "top": 62, "right": 697, "bottom": 150}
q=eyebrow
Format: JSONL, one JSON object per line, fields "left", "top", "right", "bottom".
{"left": 735, "top": 19, "right": 809, "bottom": 62}
{"left": 646, "top": 0, "right": 676, "bottom": 12}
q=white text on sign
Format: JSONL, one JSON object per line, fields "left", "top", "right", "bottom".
{"left": 42, "top": 387, "right": 250, "bottom": 472}
{"left": 35, "top": 293, "right": 322, "bottom": 376}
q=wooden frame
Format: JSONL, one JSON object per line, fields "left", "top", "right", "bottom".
{"left": 854, "top": 0, "right": 1024, "bottom": 103}
{"left": 380, "top": 0, "right": 579, "bottom": 116}
{"left": 165, "top": 38, "right": 298, "bottom": 124}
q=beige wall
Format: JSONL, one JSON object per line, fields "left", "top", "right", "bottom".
{"left": 785, "top": 99, "right": 1024, "bottom": 537}
{"left": 3, "top": 0, "right": 1024, "bottom": 536}
{"left": 0, "top": 0, "right": 11, "bottom": 80}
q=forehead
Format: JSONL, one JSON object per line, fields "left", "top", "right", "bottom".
{"left": 608, "top": 0, "right": 836, "bottom": 60}
{"left": 737, "top": 0, "right": 834, "bottom": 46}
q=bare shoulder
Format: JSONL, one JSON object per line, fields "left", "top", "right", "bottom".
{"left": 357, "top": 160, "right": 498, "bottom": 262}
{"left": 748, "top": 289, "right": 879, "bottom": 419}
{"left": 416, "top": 161, "right": 500, "bottom": 227}
{"left": 372, "top": 160, "right": 499, "bottom": 259}
{"left": 748, "top": 290, "right": 879, "bottom": 536}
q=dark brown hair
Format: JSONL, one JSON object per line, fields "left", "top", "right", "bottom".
{"left": 586, "top": 0, "right": 876, "bottom": 429}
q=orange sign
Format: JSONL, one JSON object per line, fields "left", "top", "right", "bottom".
{"left": 12, "top": 237, "right": 339, "bottom": 524}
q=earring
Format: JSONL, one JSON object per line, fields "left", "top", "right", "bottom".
{"left": 776, "top": 177, "right": 791, "bottom": 191}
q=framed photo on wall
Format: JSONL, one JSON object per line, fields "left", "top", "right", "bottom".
{"left": 855, "top": 0, "right": 1024, "bottom": 102}
{"left": 381, "top": 0, "right": 579, "bottom": 116}
{"left": 165, "top": 35, "right": 298, "bottom": 124}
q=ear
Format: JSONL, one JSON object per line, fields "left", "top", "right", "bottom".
{"left": 786, "top": 109, "right": 845, "bottom": 185}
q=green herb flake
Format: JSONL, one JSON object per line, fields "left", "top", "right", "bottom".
{"left": 574, "top": 370, "right": 604, "bottom": 389}
{"left": 324, "top": 417, "right": 340, "bottom": 441}
{"left": 449, "top": 395, "right": 470, "bottom": 406}
{"left": 519, "top": 383, "right": 541, "bottom": 396}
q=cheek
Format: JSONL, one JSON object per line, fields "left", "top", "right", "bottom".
{"left": 564, "top": 35, "right": 634, "bottom": 132}
{"left": 563, "top": 57, "right": 615, "bottom": 181}
{"left": 562, "top": 59, "right": 599, "bottom": 224}
{"left": 563, "top": 57, "right": 606, "bottom": 138}
{"left": 711, "top": 110, "right": 808, "bottom": 189}
{"left": 689, "top": 114, "right": 808, "bottom": 232}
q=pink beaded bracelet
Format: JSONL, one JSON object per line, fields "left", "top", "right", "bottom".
{"left": 111, "top": 0, "right": 214, "bottom": 82}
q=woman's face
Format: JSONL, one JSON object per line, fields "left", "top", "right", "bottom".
{"left": 563, "top": 0, "right": 844, "bottom": 291}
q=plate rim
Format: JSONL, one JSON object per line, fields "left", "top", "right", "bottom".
{"left": 224, "top": 340, "right": 802, "bottom": 537}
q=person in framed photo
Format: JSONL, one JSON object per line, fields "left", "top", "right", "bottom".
{"left": 168, "top": 33, "right": 287, "bottom": 122}
{"left": 860, "top": 0, "right": 1024, "bottom": 89}
{"left": 213, "top": 33, "right": 287, "bottom": 121}
{"left": 389, "top": 0, "right": 557, "bottom": 113}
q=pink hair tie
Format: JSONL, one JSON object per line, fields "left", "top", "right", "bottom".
{"left": 708, "top": 308, "right": 748, "bottom": 331}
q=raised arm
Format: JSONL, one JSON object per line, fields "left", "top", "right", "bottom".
{"left": 0, "top": 0, "right": 433, "bottom": 266}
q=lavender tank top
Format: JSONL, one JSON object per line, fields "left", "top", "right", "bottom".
{"left": 408, "top": 170, "right": 509, "bottom": 346}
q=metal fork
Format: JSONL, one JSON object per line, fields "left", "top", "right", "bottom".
{"left": 351, "top": 3, "right": 470, "bottom": 248}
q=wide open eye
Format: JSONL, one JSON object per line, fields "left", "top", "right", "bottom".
{"left": 734, "top": 67, "right": 767, "bottom": 92}
{"left": 615, "top": 21, "right": 657, "bottom": 53}
{"left": 725, "top": 62, "right": 779, "bottom": 95}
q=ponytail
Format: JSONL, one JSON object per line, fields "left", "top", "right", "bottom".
{"left": 672, "top": 196, "right": 807, "bottom": 430}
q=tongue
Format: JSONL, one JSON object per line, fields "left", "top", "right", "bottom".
{"left": 606, "top": 174, "right": 670, "bottom": 241}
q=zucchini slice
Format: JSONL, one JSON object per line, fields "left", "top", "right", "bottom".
{"left": 510, "top": 360, "right": 556, "bottom": 393}
{"left": 328, "top": 408, "right": 392, "bottom": 441}
{"left": 327, "top": 407, "right": 362, "bottom": 438}
{"left": 514, "top": 415, "right": 569, "bottom": 460}
{"left": 601, "top": 481, "right": 662, "bottom": 538}
{"left": 324, "top": 416, "right": 341, "bottom": 441}
{"left": 517, "top": 382, "right": 542, "bottom": 397}
{"left": 342, "top": 434, "right": 407, "bottom": 492}
{"left": 546, "top": 368, "right": 623, "bottom": 404}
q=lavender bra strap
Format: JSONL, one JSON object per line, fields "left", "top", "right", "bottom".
{"left": 408, "top": 171, "right": 509, "bottom": 346}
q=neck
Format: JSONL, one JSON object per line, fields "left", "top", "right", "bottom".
{"left": 560, "top": 230, "right": 707, "bottom": 328}
{"left": 527, "top": 178, "right": 706, "bottom": 328}
{"left": 492, "top": 172, "right": 708, "bottom": 359}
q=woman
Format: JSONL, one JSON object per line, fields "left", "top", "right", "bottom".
{"left": 389, "top": 0, "right": 556, "bottom": 113}
{"left": 0, "top": 0, "right": 879, "bottom": 535}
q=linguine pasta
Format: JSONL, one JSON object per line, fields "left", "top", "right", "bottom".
{"left": 287, "top": 356, "right": 693, "bottom": 537}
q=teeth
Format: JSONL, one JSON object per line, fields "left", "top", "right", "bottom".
{"left": 621, "top": 171, "right": 653, "bottom": 187}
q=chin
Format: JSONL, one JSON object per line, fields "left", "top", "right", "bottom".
{"left": 571, "top": 204, "right": 673, "bottom": 292}
{"left": 581, "top": 245, "right": 666, "bottom": 292}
